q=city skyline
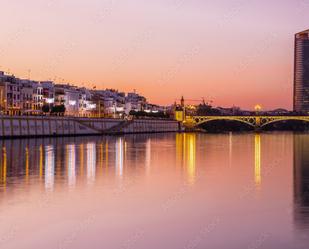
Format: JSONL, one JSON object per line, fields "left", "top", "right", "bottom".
{"left": 2, "top": 2, "right": 309, "bottom": 249}
{"left": 0, "top": 1, "right": 308, "bottom": 109}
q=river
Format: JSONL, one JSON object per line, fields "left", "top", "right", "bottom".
{"left": 0, "top": 132, "right": 308, "bottom": 249}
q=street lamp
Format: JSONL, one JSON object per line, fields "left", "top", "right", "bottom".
{"left": 255, "top": 104, "right": 262, "bottom": 115}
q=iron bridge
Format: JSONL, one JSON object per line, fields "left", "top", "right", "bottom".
{"left": 184, "top": 115, "right": 309, "bottom": 129}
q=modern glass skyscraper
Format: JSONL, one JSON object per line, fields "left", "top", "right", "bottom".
{"left": 294, "top": 29, "right": 309, "bottom": 113}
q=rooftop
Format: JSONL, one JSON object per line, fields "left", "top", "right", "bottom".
{"left": 296, "top": 29, "right": 309, "bottom": 39}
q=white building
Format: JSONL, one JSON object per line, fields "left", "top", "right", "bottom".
{"left": 41, "top": 81, "right": 55, "bottom": 105}
{"left": 54, "top": 84, "right": 79, "bottom": 116}
{"left": 125, "top": 92, "right": 147, "bottom": 114}
{"left": 78, "top": 88, "right": 95, "bottom": 117}
{"left": 32, "top": 81, "right": 43, "bottom": 111}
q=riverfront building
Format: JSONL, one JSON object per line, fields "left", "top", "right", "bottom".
{"left": 0, "top": 71, "right": 162, "bottom": 117}
{"left": 294, "top": 29, "right": 309, "bottom": 113}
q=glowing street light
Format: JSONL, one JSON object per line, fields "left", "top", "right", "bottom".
{"left": 255, "top": 104, "right": 262, "bottom": 114}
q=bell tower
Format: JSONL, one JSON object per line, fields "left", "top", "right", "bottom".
{"left": 175, "top": 96, "right": 185, "bottom": 122}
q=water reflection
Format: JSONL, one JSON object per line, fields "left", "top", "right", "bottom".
{"left": 294, "top": 134, "right": 309, "bottom": 229}
{"left": 186, "top": 134, "right": 196, "bottom": 185}
{"left": 115, "top": 138, "right": 124, "bottom": 177}
{"left": 0, "top": 134, "right": 200, "bottom": 191}
{"left": 45, "top": 145, "right": 55, "bottom": 191}
{"left": 175, "top": 133, "right": 196, "bottom": 184}
{"left": 0, "top": 147, "right": 6, "bottom": 188}
{"left": 80, "top": 143, "right": 84, "bottom": 177}
{"left": 145, "top": 139, "right": 151, "bottom": 175}
{"left": 0, "top": 134, "right": 307, "bottom": 199}
{"left": 39, "top": 145, "right": 43, "bottom": 180}
{"left": 105, "top": 141, "right": 109, "bottom": 170}
{"left": 25, "top": 146, "right": 29, "bottom": 183}
{"left": 99, "top": 143, "right": 104, "bottom": 169}
{"left": 67, "top": 144, "right": 76, "bottom": 187}
{"left": 229, "top": 132, "right": 233, "bottom": 167}
{"left": 255, "top": 134, "right": 261, "bottom": 187}
{"left": 87, "top": 143, "right": 96, "bottom": 184}
{"left": 0, "top": 133, "right": 308, "bottom": 249}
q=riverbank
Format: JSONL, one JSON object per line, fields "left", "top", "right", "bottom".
{"left": 0, "top": 116, "right": 181, "bottom": 138}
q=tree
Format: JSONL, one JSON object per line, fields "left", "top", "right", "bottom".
{"left": 51, "top": 105, "right": 66, "bottom": 116}
{"left": 42, "top": 104, "right": 50, "bottom": 113}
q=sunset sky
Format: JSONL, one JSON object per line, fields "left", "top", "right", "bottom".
{"left": 0, "top": 0, "right": 308, "bottom": 110}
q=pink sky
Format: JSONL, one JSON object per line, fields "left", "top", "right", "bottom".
{"left": 0, "top": 0, "right": 308, "bottom": 110}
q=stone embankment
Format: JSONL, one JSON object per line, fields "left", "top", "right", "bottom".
{"left": 0, "top": 116, "right": 181, "bottom": 138}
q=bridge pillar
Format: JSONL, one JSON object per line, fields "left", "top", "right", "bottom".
{"left": 254, "top": 126, "right": 261, "bottom": 131}
{"left": 254, "top": 117, "right": 261, "bottom": 131}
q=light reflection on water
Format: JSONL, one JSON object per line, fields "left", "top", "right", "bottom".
{"left": 45, "top": 145, "right": 55, "bottom": 191}
{"left": 255, "top": 134, "right": 261, "bottom": 187}
{"left": 0, "top": 132, "right": 308, "bottom": 249}
{"left": 87, "top": 142, "right": 96, "bottom": 184}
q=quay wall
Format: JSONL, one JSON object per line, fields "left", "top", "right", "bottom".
{"left": 0, "top": 116, "right": 180, "bottom": 138}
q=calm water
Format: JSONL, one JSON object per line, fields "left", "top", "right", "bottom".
{"left": 0, "top": 132, "right": 309, "bottom": 249}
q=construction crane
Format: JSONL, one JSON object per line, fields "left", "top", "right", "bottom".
{"left": 175, "top": 97, "right": 213, "bottom": 106}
